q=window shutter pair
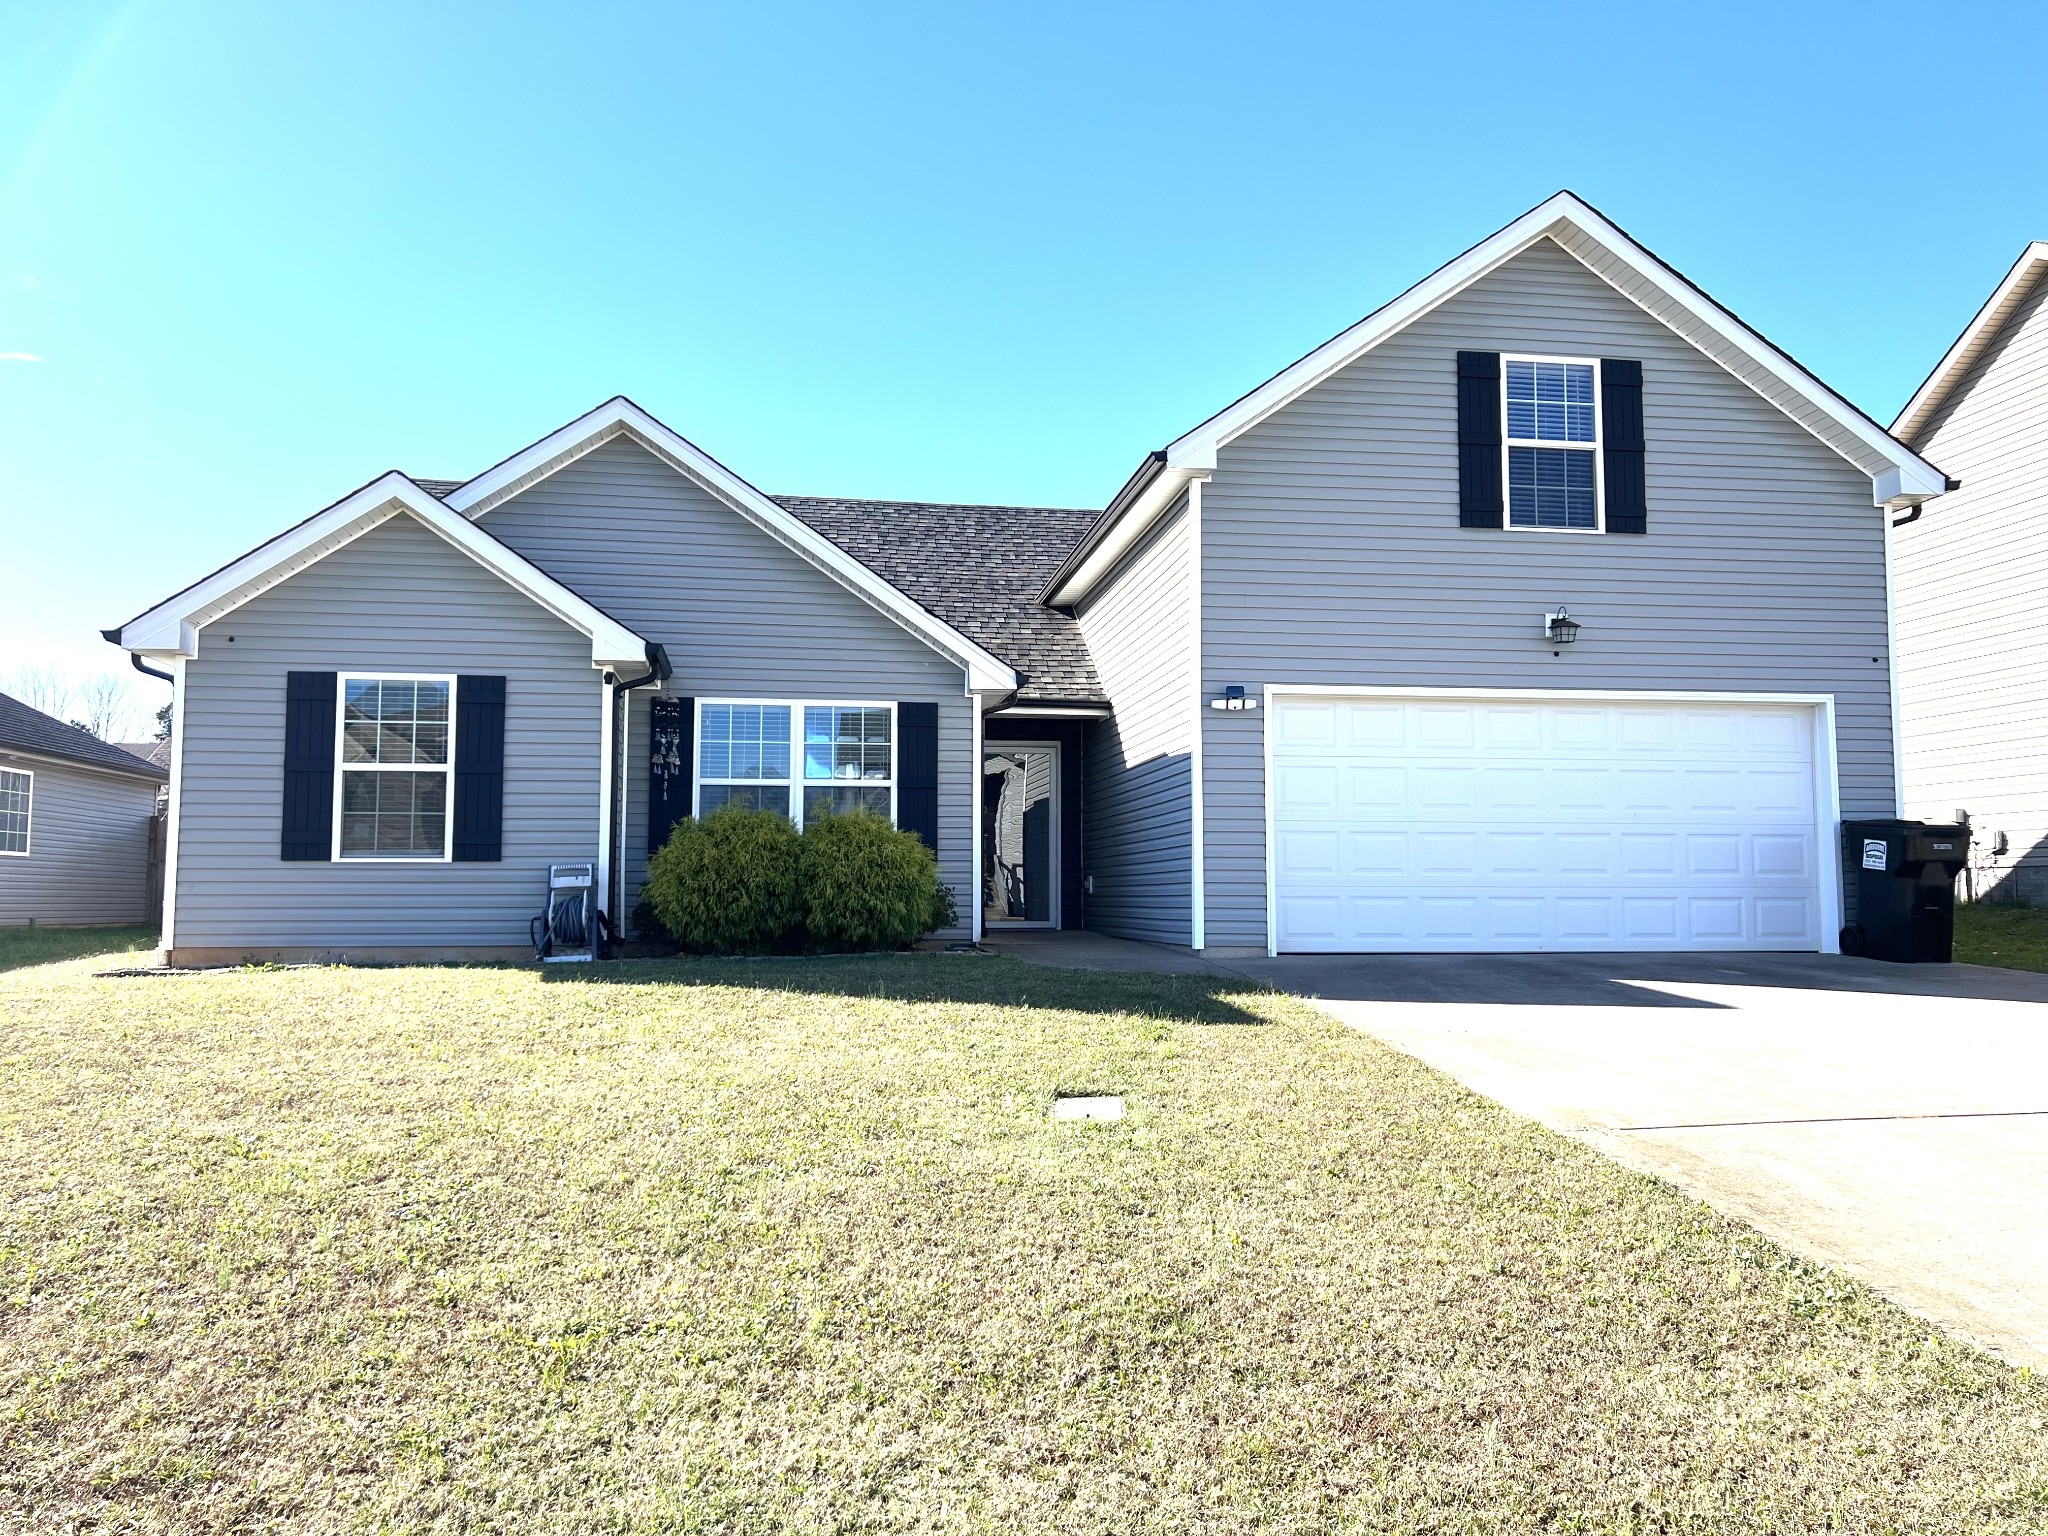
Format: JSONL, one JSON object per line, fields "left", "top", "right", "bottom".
{"left": 1455, "top": 352, "right": 1646, "bottom": 534}
{"left": 278, "top": 672, "right": 505, "bottom": 862}
{"left": 646, "top": 695, "right": 694, "bottom": 855}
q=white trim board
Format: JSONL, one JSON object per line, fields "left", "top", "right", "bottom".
{"left": 1893, "top": 241, "right": 2048, "bottom": 447}
{"left": 112, "top": 474, "right": 648, "bottom": 670}
{"left": 446, "top": 397, "right": 1017, "bottom": 694}
{"left": 1049, "top": 191, "right": 1947, "bottom": 606}
{"left": 1258, "top": 683, "right": 1844, "bottom": 958}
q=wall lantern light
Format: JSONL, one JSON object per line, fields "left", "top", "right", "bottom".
{"left": 1543, "top": 608, "right": 1581, "bottom": 646}
{"left": 1209, "top": 684, "right": 1260, "bottom": 711}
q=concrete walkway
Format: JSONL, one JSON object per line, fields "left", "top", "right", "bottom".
{"left": 995, "top": 935, "right": 2048, "bottom": 1368}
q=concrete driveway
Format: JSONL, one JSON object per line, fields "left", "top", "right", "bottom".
{"left": 1221, "top": 951, "right": 2048, "bottom": 1368}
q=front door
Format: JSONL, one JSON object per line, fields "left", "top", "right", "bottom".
{"left": 983, "top": 743, "right": 1058, "bottom": 927}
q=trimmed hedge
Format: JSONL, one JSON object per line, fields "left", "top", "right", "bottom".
{"left": 642, "top": 804, "right": 800, "bottom": 952}
{"left": 642, "top": 805, "right": 953, "bottom": 953}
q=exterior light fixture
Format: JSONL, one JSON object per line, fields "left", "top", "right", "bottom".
{"left": 1209, "top": 684, "right": 1260, "bottom": 711}
{"left": 1543, "top": 608, "right": 1581, "bottom": 646}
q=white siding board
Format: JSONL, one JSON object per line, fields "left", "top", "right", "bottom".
{"left": 174, "top": 514, "right": 601, "bottom": 950}
{"left": 0, "top": 755, "right": 158, "bottom": 926}
{"left": 1895, "top": 273, "right": 2048, "bottom": 899}
{"left": 1076, "top": 500, "right": 1193, "bottom": 944}
{"left": 1201, "top": 238, "right": 1894, "bottom": 947}
{"left": 479, "top": 437, "right": 973, "bottom": 931}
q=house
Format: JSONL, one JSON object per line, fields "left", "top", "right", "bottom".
{"left": 108, "top": 192, "right": 1947, "bottom": 964}
{"left": 1891, "top": 243, "right": 2048, "bottom": 904}
{"left": 0, "top": 691, "right": 170, "bottom": 926}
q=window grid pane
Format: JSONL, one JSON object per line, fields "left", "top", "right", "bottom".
{"left": 803, "top": 706, "right": 891, "bottom": 781}
{"left": 339, "top": 769, "right": 446, "bottom": 857}
{"left": 1508, "top": 447, "right": 1598, "bottom": 530}
{"left": 342, "top": 678, "right": 450, "bottom": 765}
{"left": 700, "top": 704, "right": 791, "bottom": 781}
{"left": 1506, "top": 360, "right": 1596, "bottom": 444}
{"left": 804, "top": 785, "right": 891, "bottom": 821}
{"left": 700, "top": 784, "right": 791, "bottom": 818}
{"left": 0, "top": 769, "right": 28, "bottom": 853}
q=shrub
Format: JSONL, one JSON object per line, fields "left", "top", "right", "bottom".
{"left": 643, "top": 804, "right": 800, "bottom": 952}
{"left": 799, "top": 809, "right": 950, "bottom": 950}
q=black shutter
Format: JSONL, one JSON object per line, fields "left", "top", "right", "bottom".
{"left": 648, "top": 695, "right": 694, "bottom": 854}
{"left": 452, "top": 675, "right": 506, "bottom": 862}
{"left": 280, "top": 671, "right": 336, "bottom": 861}
{"left": 897, "top": 702, "right": 939, "bottom": 852}
{"left": 1456, "top": 350, "right": 1504, "bottom": 528}
{"left": 1601, "top": 358, "right": 1646, "bottom": 535}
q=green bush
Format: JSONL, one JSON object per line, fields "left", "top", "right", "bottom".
{"left": 799, "top": 809, "right": 951, "bottom": 950}
{"left": 643, "top": 804, "right": 800, "bottom": 952}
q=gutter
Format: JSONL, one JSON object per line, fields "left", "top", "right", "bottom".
{"left": 1037, "top": 452, "right": 1168, "bottom": 605}
{"left": 606, "top": 643, "right": 671, "bottom": 939}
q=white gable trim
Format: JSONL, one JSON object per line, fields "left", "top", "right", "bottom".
{"left": 1893, "top": 241, "right": 2048, "bottom": 447}
{"left": 114, "top": 473, "right": 650, "bottom": 668}
{"left": 446, "top": 398, "right": 1018, "bottom": 693}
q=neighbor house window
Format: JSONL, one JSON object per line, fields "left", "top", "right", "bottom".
{"left": 1504, "top": 357, "right": 1600, "bottom": 531}
{"left": 337, "top": 675, "right": 452, "bottom": 859}
{"left": 0, "top": 768, "right": 29, "bottom": 855}
{"left": 697, "top": 701, "right": 894, "bottom": 828}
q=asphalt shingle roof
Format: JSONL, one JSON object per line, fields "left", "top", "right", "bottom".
{"left": 774, "top": 496, "right": 1105, "bottom": 704}
{"left": 413, "top": 478, "right": 466, "bottom": 498}
{"left": 0, "top": 693, "right": 170, "bottom": 780}
{"left": 116, "top": 738, "right": 174, "bottom": 770}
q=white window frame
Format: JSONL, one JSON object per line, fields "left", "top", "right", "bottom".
{"left": 0, "top": 767, "right": 31, "bottom": 857}
{"left": 693, "top": 698, "right": 898, "bottom": 831}
{"left": 332, "top": 671, "right": 456, "bottom": 863}
{"left": 1501, "top": 353, "right": 1604, "bottom": 534}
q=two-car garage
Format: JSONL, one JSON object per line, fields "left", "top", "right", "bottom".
{"left": 1266, "top": 691, "right": 1836, "bottom": 953}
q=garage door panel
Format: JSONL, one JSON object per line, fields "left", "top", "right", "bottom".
{"left": 1270, "top": 696, "right": 1825, "bottom": 953}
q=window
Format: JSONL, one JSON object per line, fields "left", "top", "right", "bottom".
{"left": 337, "top": 675, "right": 452, "bottom": 859}
{"left": 0, "top": 768, "right": 29, "bottom": 855}
{"left": 1504, "top": 357, "right": 1601, "bottom": 531}
{"left": 697, "top": 701, "right": 894, "bottom": 827}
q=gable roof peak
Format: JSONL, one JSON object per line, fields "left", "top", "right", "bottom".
{"left": 1892, "top": 240, "right": 2048, "bottom": 448}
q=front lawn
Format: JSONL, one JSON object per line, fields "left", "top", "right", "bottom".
{"left": 3, "top": 946, "right": 2045, "bottom": 1533}
{"left": 1956, "top": 901, "right": 2048, "bottom": 973}
{"left": 0, "top": 922, "right": 155, "bottom": 974}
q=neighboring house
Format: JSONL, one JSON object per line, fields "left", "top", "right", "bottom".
{"left": 0, "top": 692, "right": 169, "bottom": 926}
{"left": 1891, "top": 244, "right": 2048, "bottom": 903}
{"left": 117, "top": 738, "right": 174, "bottom": 774}
{"left": 109, "top": 192, "right": 1946, "bottom": 964}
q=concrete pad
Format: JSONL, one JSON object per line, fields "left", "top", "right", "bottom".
{"left": 1234, "top": 952, "right": 2048, "bottom": 1369}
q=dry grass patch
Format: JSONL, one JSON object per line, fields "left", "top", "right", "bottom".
{"left": 2, "top": 942, "right": 2046, "bottom": 1533}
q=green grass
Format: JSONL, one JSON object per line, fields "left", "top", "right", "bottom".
{"left": 3, "top": 943, "right": 2046, "bottom": 1533}
{"left": 0, "top": 923, "right": 156, "bottom": 974}
{"left": 1956, "top": 902, "right": 2048, "bottom": 973}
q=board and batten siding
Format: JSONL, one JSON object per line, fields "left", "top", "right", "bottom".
{"left": 1200, "top": 237, "right": 1896, "bottom": 948}
{"left": 1894, "top": 271, "right": 2048, "bottom": 901}
{"left": 0, "top": 753, "right": 159, "bottom": 925}
{"left": 173, "top": 512, "right": 601, "bottom": 955}
{"left": 476, "top": 436, "right": 973, "bottom": 930}
{"left": 1076, "top": 497, "right": 1193, "bottom": 944}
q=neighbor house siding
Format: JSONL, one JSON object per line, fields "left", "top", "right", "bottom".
{"left": 1895, "top": 272, "right": 2048, "bottom": 903}
{"left": 1075, "top": 498, "right": 1193, "bottom": 944}
{"left": 1200, "top": 237, "right": 1895, "bottom": 948}
{"left": 173, "top": 513, "right": 601, "bottom": 953}
{"left": 0, "top": 753, "right": 158, "bottom": 925}
{"left": 476, "top": 437, "right": 973, "bottom": 932}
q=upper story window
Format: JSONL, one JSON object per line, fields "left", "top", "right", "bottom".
{"left": 698, "top": 701, "right": 894, "bottom": 827}
{"left": 337, "top": 675, "right": 452, "bottom": 859}
{"left": 0, "top": 768, "right": 30, "bottom": 855}
{"left": 1504, "top": 357, "right": 1600, "bottom": 531}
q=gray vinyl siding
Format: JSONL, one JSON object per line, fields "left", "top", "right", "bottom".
{"left": 0, "top": 753, "right": 158, "bottom": 925}
{"left": 478, "top": 437, "right": 972, "bottom": 930}
{"left": 1895, "top": 272, "right": 2048, "bottom": 902}
{"left": 173, "top": 513, "right": 601, "bottom": 950}
{"left": 1075, "top": 499, "right": 1193, "bottom": 943}
{"left": 1200, "top": 237, "right": 1895, "bottom": 948}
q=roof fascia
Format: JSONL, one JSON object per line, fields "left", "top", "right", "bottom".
{"left": 1163, "top": 191, "right": 1945, "bottom": 505}
{"left": 116, "top": 473, "right": 648, "bottom": 668}
{"left": 1046, "top": 463, "right": 1197, "bottom": 609}
{"left": 0, "top": 742, "right": 168, "bottom": 784}
{"left": 447, "top": 398, "right": 1018, "bottom": 692}
{"left": 1892, "top": 242, "right": 2048, "bottom": 447}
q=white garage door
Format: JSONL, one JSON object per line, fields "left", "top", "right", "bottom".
{"left": 1270, "top": 695, "right": 1824, "bottom": 953}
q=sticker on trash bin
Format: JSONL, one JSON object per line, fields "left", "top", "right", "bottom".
{"left": 1862, "top": 838, "right": 1888, "bottom": 871}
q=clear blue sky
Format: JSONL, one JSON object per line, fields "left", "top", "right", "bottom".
{"left": 4, "top": 0, "right": 2045, "bottom": 716}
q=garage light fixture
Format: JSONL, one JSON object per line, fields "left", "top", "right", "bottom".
{"left": 1209, "top": 684, "right": 1260, "bottom": 711}
{"left": 1543, "top": 608, "right": 1581, "bottom": 646}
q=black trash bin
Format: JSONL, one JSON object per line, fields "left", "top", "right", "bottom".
{"left": 1841, "top": 819, "right": 1970, "bottom": 963}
